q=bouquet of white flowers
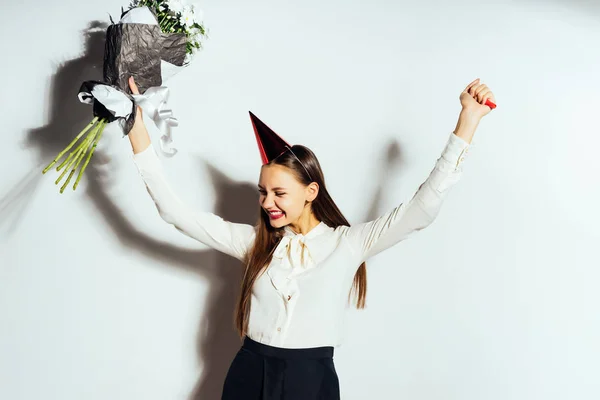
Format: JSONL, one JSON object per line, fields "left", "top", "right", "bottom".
{"left": 42, "top": 0, "right": 207, "bottom": 193}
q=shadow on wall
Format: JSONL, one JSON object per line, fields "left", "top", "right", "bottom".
{"left": 0, "top": 21, "right": 110, "bottom": 237}
{"left": 13, "top": 20, "right": 258, "bottom": 400}
{"left": 4, "top": 19, "right": 407, "bottom": 400}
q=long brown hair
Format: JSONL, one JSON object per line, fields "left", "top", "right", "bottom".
{"left": 234, "top": 145, "right": 367, "bottom": 338}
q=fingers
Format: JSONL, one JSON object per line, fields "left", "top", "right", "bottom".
{"left": 467, "top": 79, "right": 494, "bottom": 104}
{"left": 128, "top": 76, "right": 140, "bottom": 95}
{"left": 469, "top": 83, "right": 485, "bottom": 98}
{"left": 128, "top": 76, "right": 143, "bottom": 117}
{"left": 476, "top": 86, "right": 496, "bottom": 106}
{"left": 463, "top": 78, "right": 480, "bottom": 93}
{"left": 465, "top": 79, "right": 487, "bottom": 97}
{"left": 475, "top": 87, "right": 490, "bottom": 103}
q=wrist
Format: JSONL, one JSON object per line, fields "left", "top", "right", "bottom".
{"left": 459, "top": 109, "right": 481, "bottom": 124}
{"left": 454, "top": 110, "right": 480, "bottom": 144}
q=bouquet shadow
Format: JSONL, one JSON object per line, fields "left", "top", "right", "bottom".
{"left": 1, "top": 22, "right": 108, "bottom": 237}
{"left": 19, "top": 20, "right": 259, "bottom": 400}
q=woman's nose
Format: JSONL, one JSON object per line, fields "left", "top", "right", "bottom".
{"left": 261, "top": 194, "right": 274, "bottom": 208}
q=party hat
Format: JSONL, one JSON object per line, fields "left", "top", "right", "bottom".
{"left": 249, "top": 111, "right": 291, "bottom": 165}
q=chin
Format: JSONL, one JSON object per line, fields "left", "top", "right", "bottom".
{"left": 268, "top": 217, "right": 287, "bottom": 227}
{"left": 269, "top": 219, "right": 284, "bottom": 227}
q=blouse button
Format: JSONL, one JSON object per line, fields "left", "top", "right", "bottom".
{"left": 277, "top": 327, "right": 281, "bottom": 332}
{"left": 287, "top": 295, "right": 292, "bottom": 301}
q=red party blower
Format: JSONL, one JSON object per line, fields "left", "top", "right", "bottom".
{"left": 485, "top": 98, "right": 497, "bottom": 109}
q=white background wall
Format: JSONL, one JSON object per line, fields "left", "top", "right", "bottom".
{"left": 1, "top": 0, "right": 598, "bottom": 399}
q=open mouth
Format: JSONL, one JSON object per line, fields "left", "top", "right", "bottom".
{"left": 268, "top": 211, "right": 284, "bottom": 220}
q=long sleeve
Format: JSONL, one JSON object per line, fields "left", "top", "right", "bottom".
{"left": 132, "top": 144, "right": 256, "bottom": 262}
{"left": 344, "top": 132, "right": 471, "bottom": 263}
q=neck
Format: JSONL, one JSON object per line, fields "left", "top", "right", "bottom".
{"left": 287, "top": 208, "right": 320, "bottom": 235}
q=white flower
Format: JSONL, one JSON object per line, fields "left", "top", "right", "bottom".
{"left": 180, "top": 4, "right": 195, "bottom": 28}
{"left": 166, "top": 0, "right": 184, "bottom": 14}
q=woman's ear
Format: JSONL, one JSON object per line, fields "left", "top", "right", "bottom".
{"left": 306, "top": 182, "right": 319, "bottom": 202}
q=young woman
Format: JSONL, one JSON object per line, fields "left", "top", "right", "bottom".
{"left": 127, "top": 76, "right": 495, "bottom": 399}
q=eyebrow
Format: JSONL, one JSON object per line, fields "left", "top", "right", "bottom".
{"left": 257, "top": 185, "right": 287, "bottom": 191}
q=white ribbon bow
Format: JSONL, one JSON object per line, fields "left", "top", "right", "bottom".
{"left": 77, "top": 84, "right": 180, "bottom": 157}
{"left": 132, "top": 86, "right": 179, "bottom": 157}
{"left": 273, "top": 235, "right": 315, "bottom": 271}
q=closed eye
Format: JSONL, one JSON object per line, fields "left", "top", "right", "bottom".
{"left": 258, "top": 190, "right": 286, "bottom": 196}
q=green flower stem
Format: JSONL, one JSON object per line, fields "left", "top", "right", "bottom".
{"left": 55, "top": 132, "right": 89, "bottom": 172}
{"left": 73, "top": 119, "right": 106, "bottom": 190}
{"left": 42, "top": 116, "right": 99, "bottom": 174}
{"left": 54, "top": 120, "right": 97, "bottom": 172}
{"left": 55, "top": 119, "right": 101, "bottom": 172}
{"left": 54, "top": 122, "right": 101, "bottom": 185}
{"left": 166, "top": 19, "right": 178, "bottom": 31}
{"left": 60, "top": 119, "right": 105, "bottom": 193}
{"left": 60, "top": 133, "right": 95, "bottom": 193}
{"left": 55, "top": 124, "right": 98, "bottom": 186}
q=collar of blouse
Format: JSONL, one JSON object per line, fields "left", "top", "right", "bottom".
{"left": 267, "top": 221, "right": 331, "bottom": 297}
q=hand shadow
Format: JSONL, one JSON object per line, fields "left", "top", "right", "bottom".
{"left": 363, "top": 139, "right": 405, "bottom": 222}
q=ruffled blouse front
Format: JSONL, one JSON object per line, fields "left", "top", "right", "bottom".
{"left": 266, "top": 222, "right": 329, "bottom": 303}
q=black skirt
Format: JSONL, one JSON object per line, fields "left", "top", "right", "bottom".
{"left": 221, "top": 336, "right": 340, "bottom": 399}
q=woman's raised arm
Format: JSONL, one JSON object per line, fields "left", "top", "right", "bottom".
{"left": 344, "top": 78, "right": 495, "bottom": 263}
{"left": 344, "top": 129, "right": 471, "bottom": 263}
{"left": 127, "top": 77, "right": 255, "bottom": 262}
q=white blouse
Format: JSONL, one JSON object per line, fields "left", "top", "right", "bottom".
{"left": 132, "top": 132, "right": 471, "bottom": 349}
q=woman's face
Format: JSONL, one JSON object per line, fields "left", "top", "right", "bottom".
{"left": 258, "top": 164, "right": 317, "bottom": 228}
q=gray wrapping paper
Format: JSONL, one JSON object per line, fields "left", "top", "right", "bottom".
{"left": 103, "top": 23, "right": 164, "bottom": 95}
{"left": 78, "top": 5, "right": 190, "bottom": 156}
